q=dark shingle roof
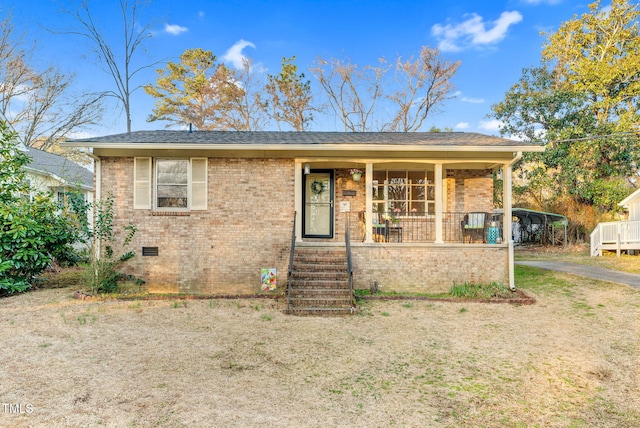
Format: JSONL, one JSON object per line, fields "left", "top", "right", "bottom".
{"left": 24, "top": 147, "right": 93, "bottom": 189}
{"left": 68, "top": 130, "right": 539, "bottom": 148}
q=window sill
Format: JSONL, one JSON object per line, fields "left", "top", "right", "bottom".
{"left": 152, "top": 211, "right": 191, "bottom": 216}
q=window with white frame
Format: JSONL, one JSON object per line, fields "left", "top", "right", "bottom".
{"left": 157, "top": 159, "right": 188, "bottom": 208}
{"left": 372, "top": 170, "right": 435, "bottom": 215}
{"left": 133, "top": 157, "right": 208, "bottom": 211}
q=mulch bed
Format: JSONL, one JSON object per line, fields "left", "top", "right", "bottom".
{"left": 72, "top": 289, "right": 535, "bottom": 305}
{"left": 359, "top": 289, "right": 536, "bottom": 305}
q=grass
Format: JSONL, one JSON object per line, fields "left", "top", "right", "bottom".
{"left": 356, "top": 281, "right": 519, "bottom": 302}
{"left": 515, "top": 246, "right": 640, "bottom": 273}
{"left": 449, "top": 281, "right": 512, "bottom": 299}
{"left": 3, "top": 250, "right": 639, "bottom": 427}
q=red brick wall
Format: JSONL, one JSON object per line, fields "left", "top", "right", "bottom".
{"left": 100, "top": 157, "right": 294, "bottom": 294}
{"left": 100, "top": 159, "right": 501, "bottom": 294}
{"left": 446, "top": 169, "right": 494, "bottom": 213}
{"left": 351, "top": 244, "right": 509, "bottom": 293}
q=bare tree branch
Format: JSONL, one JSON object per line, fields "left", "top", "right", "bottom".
{"left": 57, "top": 0, "right": 154, "bottom": 132}
{"left": 310, "top": 57, "right": 389, "bottom": 132}
{"left": 0, "top": 13, "right": 103, "bottom": 150}
{"left": 385, "top": 46, "right": 460, "bottom": 132}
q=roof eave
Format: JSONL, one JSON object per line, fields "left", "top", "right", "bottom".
{"left": 61, "top": 142, "right": 545, "bottom": 153}
{"left": 619, "top": 188, "right": 640, "bottom": 207}
{"left": 24, "top": 166, "right": 94, "bottom": 191}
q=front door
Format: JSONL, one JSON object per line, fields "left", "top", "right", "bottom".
{"left": 303, "top": 170, "right": 334, "bottom": 238}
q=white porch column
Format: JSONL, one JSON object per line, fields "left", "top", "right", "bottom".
{"left": 294, "top": 161, "right": 303, "bottom": 243}
{"left": 434, "top": 163, "right": 444, "bottom": 243}
{"left": 364, "top": 163, "right": 373, "bottom": 243}
{"left": 503, "top": 163, "right": 515, "bottom": 290}
{"left": 503, "top": 163, "right": 513, "bottom": 243}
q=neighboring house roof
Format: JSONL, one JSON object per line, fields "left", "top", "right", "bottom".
{"left": 619, "top": 188, "right": 640, "bottom": 208}
{"left": 23, "top": 146, "right": 94, "bottom": 190}
{"left": 66, "top": 130, "right": 544, "bottom": 152}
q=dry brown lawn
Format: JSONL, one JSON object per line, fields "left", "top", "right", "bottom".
{"left": 1, "top": 267, "right": 639, "bottom": 427}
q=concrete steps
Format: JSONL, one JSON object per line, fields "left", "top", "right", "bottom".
{"left": 285, "top": 247, "right": 357, "bottom": 316}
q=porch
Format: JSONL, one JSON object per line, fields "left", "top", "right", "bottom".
{"left": 590, "top": 219, "right": 640, "bottom": 256}
{"left": 295, "top": 160, "right": 517, "bottom": 246}
{"left": 340, "top": 211, "right": 502, "bottom": 244}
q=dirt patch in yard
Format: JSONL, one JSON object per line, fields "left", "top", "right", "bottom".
{"left": 1, "top": 273, "right": 639, "bottom": 427}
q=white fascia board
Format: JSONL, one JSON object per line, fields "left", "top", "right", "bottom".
{"left": 61, "top": 142, "right": 545, "bottom": 153}
{"left": 619, "top": 188, "right": 640, "bottom": 207}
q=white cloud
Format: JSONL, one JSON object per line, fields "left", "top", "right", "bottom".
{"left": 461, "top": 96, "right": 484, "bottom": 104}
{"left": 479, "top": 119, "right": 503, "bottom": 131}
{"left": 455, "top": 122, "right": 470, "bottom": 129}
{"left": 431, "top": 11, "right": 523, "bottom": 52}
{"left": 222, "top": 39, "right": 256, "bottom": 69}
{"left": 164, "top": 23, "right": 188, "bottom": 36}
{"left": 198, "top": 11, "right": 205, "bottom": 19}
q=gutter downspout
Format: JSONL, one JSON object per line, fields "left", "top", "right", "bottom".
{"left": 505, "top": 151, "right": 522, "bottom": 291}
{"left": 81, "top": 148, "right": 101, "bottom": 259}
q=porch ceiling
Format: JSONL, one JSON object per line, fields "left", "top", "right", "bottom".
{"left": 307, "top": 160, "right": 500, "bottom": 170}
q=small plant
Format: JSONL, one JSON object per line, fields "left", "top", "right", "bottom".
{"left": 449, "top": 281, "right": 511, "bottom": 299}
{"left": 76, "top": 313, "right": 96, "bottom": 325}
{"left": 85, "top": 194, "right": 137, "bottom": 294}
{"left": 260, "top": 314, "right": 272, "bottom": 321}
{"left": 381, "top": 311, "right": 390, "bottom": 317}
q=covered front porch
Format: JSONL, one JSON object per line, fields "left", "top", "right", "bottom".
{"left": 293, "top": 157, "right": 518, "bottom": 246}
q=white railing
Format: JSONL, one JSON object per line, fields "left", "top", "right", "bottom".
{"left": 591, "top": 219, "right": 640, "bottom": 256}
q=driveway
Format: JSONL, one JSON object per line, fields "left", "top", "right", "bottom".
{"left": 516, "top": 261, "right": 640, "bottom": 288}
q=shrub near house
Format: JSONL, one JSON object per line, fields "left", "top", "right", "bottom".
{"left": 0, "top": 122, "right": 88, "bottom": 294}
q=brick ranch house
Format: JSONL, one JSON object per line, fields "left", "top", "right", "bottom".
{"left": 64, "top": 131, "right": 543, "bottom": 298}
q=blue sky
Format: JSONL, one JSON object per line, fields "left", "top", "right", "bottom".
{"left": 2, "top": 0, "right": 598, "bottom": 137}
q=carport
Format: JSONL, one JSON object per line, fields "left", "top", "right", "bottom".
{"left": 495, "top": 208, "right": 568, "bottom": 246}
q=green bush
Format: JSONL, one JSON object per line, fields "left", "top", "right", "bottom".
{"left": 0, "top": 121, "right": 89, "bottom": 294}
{"left": 0, "top": 195, "right": 87, "bottom": 294}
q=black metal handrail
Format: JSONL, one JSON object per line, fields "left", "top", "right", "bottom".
{"left": 344, "top": 214, "right": 355, "bottom": 311}
{"left": 287, "top": 211, "right": 297, "bottom": 310}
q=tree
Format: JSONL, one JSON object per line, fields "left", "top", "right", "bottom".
{"left": 63, "top": 0, "right": 153, "bottom": 133}
{"left": 310, "top": 47, "right": 458, "bottom": 132}
{"left": 385, "top": 47, "right": 460, "bottom": 132}
{"left": 0, "top": 14, "right": 103, "bottom": 150}
{"left": 310, "top": 56, "right": 389, "bottom": 132}
{"left": 144, "top": 48, "right": 247, "bottom": 130}
{"left": 491, "top": 0, "right": 640, "bottom": 234}
{"left": 227, "top": 58, "right": 268, "bottom": 131}
{"left": 265, "top": 56, "right": 315, "bottom": 131}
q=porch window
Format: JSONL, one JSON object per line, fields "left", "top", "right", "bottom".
{"left": 133, "top": 157, "right": 208, "bottom": 211}
{"left": 372, "top": 170, "right": 435, "bottom": 215}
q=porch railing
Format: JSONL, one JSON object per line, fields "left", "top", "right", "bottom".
{"left": 287, "top": 211, "right": 297, "bottom": 310}
{"left": 344, "top": 215, "right": 355, "bottom": 311}
{"left": 346, "top": 211, "right": 496, "bottom": 244}
{"left": 590, "top": 219, "right": 640, "bottom": 256}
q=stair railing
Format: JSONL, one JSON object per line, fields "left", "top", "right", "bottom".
{"left": 287, "top": 211, "right": 297, "bottom": 310}
{"left": 345, "top": 214, "right": 355, "bottom": 311}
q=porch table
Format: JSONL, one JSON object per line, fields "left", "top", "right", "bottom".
{"left": 373, "top": 224, "right": 403, "bottom": 243}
